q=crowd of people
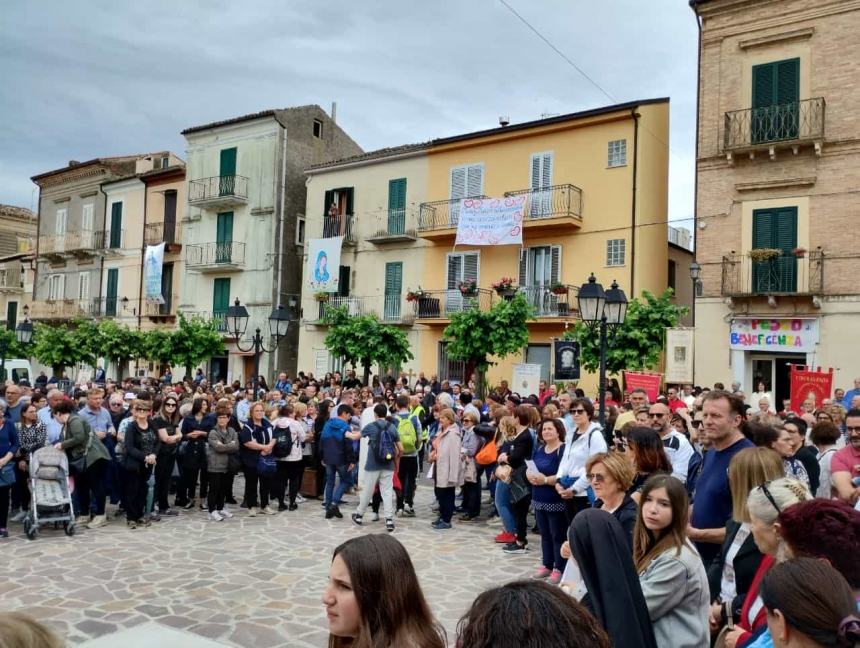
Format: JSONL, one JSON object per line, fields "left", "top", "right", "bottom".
{"left": 1, "top": 367, "right": 859, "bottom": 648}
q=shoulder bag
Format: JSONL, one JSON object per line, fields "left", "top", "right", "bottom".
{"left": 69, "top": 419, "right": 94, "bottom": 476}
{"left": 0, "top": 462, "right": 15, "bottom": 487}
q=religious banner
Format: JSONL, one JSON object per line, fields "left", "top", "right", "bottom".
{"left": 665, "top": 328, "right": 694, "bottom": 384}
{"left": 623, "top": 371, "right": 663, "bottom": 403}
{"left": 729, "top": 318, "right": 819, "bottom": 353}
{"left": 454, "top": 196, "right": 526, "bottom": 246}
{"left": 552, "top": 339, "right": 581, "bottom": 382}
{"left": 144, "top": 242, "right": 165, "bottom": 303}
{"left": 512, "top": 363, "right": 542, "bottom": 398}
{"left": 306, "top": 236, "right": 343, "bottom": 293}
{"left": 789, "top": 365, "right": 834, "bottom": 413}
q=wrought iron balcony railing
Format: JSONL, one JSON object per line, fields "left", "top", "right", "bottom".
{"left": 144, "top": 293, "right": 179, "bottom": 318}
{"left": 322, "top": 213, "right": 356, "bottom": 243}
{"left": 517, "top": 284, "right": 579, "bottom": 317}
{"left": 188, "top": 175, "right": 249, "bottom": 205}
{"left": 724, "top": 98, "right": 825, "bottom": 151}
{"left": 504, "top": 184, "right": 583, "bottom": 221}
{"left": 186, "top": 241, "right": 246, "bottom": 268}
{"left": 412, "top": 288, "right": 494, "bottom": 319}
{"left": 144, "top": 221, "right": 181, "bottom": 247}
{"left": 38, "top": 231, "right": 105, "bottom": 255}
{"left": 418, "top": 196, "right": 489, "bottom": 231}
{"left": 307, "top": 295, "right": 414, "bottom": 325}
{"left": 367, "top": 209, "right": 418, "bottom": 243}
{"left": 721, "top": 250, "right": 824, "bottom": 296}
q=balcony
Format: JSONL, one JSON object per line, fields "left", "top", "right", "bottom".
{"left": 417, "top": 196, "right": 488, "bottom": 238}
{"left": 144, "top": 293, "right": 179, "bottom": 322}
{"left": 144, "top": 221, "right": 182, "bottom": 252}
{"left": 38, "top": 231, "right": 105, "bottom": 258}
{"left": 306, "top": 295, "right": 415, "bottom": 325}
{"left": 721, "top": 250, "right": 824, "bottom": 297}
{"left": 188, "top": 175, "right": 249, "bottom": 210}
{"left": 412, "top": 288, "right": 494, "bottom": 322}
{"left": 0, "top": 267, "right": 24, "bottom": 292}
{"left": 366, "top": 209, "right": 418, "bottom": 244}
{"left": 504, "top": 184, "right": 583, "bottom": 232}
{"left": 102, "top": 229, "right": 125, "bottom": 255}
{"left": 518, "top": 284, "right": 579, "bottom": 318}
{"left": 322, "top": 213, "right": 356, "bottom": 245}
{"left": 29, "top": 299, "right": 102, "bottom": 321}
{"left": 724, "top": 98, "right": 825, "bottom": 162}
{"left": 186, "top": 241, "right": 245, "bottom": 272}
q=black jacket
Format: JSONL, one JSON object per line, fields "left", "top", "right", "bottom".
{"left": 124, "top": 421, "right": 161, "bottom": 473}
{"left": 706, "top": 519, "right": 763, "bottom": 623}
{"left": 611, "top": 495, "right": 638, "bottom": 550}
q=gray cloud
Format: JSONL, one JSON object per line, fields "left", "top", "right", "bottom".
{"left": 1, "top": 0, "right": 698, "bottom": 224}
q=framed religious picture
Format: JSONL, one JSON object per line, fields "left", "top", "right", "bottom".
{"left": 552, "top": 339, "right": 580, "bottom": 382}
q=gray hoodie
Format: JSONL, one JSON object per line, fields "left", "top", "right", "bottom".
{"left": 638, "top": 543, "right": 710, "bottom": 648}
{"left": 207, "top": 426, "right": 239, "bottom": 473}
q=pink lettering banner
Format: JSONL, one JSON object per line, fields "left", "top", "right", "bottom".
{"left": 455, "top": 196, "right": 525, "bottom": 246}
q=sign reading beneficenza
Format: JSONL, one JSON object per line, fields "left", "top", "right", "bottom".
{"left": 454, "top": 196, "right": 525, "bottom": 246}
{"left": 729, "top": 318, "right": 819, "bottom": 353}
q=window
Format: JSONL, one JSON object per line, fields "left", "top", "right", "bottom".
{"left": 529, "top": 152, "right": 553, "bottom": 217}
{"left": 519, "top": 246, "right": 561, "bottom": 287}
{"left": 55, "top": 207, "right": 67, "bottom": 236}
{"left": 48, "top": 274, "right": 64, "bottom": 300}
{"left": 384, "top": 262, "right": 403, "bottom": 321}
{"left": 608, "top": 139, "right": 627, "bottom": 168}
{"left": 668, "top": 260, "right": 677, "bottom": 291}
{"left": 81, "top": 203, "right": 95, "bottom": 247}
{"left": 163, "top": 191, "right": 178, "bottom": 244}
{"left": 388, "top": 178, "right": 407, "bottom": 234}
{"left": 313, "top": 119, "right": 323, "bottom": 139}
{"left": 752, "top": 58, "right": 799, "bottom": 143}
{"left": 6, "top": 301, "right": 17, "bottom": 331}
{"left": 323, "top": 188, "right": 354, "bottom": 237}
{"left": 606, "top": 239, "right": 626, "bottom": 266}
{"left": 213, "top": 278, "right": 231, "bottom": 325}
{"left": 105, "top": 269, "right": 119, "bottom": 317}
{"left": 446, "top": 251, "right": 479, "bottom": 314}
{"left": 338, "top": 266, "right": 350, "bottom": 297}
{"left": 296, "top": 214, "right": 306, "bottom": 245}
{"left": 449, "top": 164, "right": 484, "bottom": 225}
{"left": 108, "top": 202, "right": 122, "bottom": 248}
{"left": 216, "top": 212, "right": 234, "bottom": 262}
{"left": 751, "top": 207, "right": 798, "bottom": 292}
{"left": 78, "top": 273, "right": 90, "bottom": 301}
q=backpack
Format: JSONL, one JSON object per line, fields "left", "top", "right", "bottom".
{"left": 397, "top": 413, "right": 420, "bottom": 454}
{"left": 273, "top": 425, "right": 293, "bottom": 458}
{"left": 374, "top": 421, "right": 397, "bottom": 464}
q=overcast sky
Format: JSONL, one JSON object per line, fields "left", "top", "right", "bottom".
{"left": 1, "top": 0, "right": 698, "bottom": 225}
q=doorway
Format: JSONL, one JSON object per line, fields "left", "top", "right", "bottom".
{"left": 751, "top": 353, "right": 805, "bottom": 410}
{"left": 210, "top": 355, "right": 228, "bottom": 385}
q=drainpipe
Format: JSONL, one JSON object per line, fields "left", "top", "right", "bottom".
{"left": 98, "top": 182, "right": 108, "bottom": 309}
{"left": 629, "top": 108, "right": 640, "bottom": 298}
{"left": 138, "top": 181, "right": 147, "bottom": 331}
{"left": 274, "top": 124, "right": 288, "bottom": 374}
{"left": 692, "top": 8, "right": 704, "bottom": 384}
{"left": 32, "top": 185, "right": 42, "bottom": 304}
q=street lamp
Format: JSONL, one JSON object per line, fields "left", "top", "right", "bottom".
{"left": 689, "top": 261, "right": 701, "bottom": 327}
{"left": 225, "top": 298, "right": 294, "bottom": 395}
{"left": 1, "top": 305, "right": 34, "bottom": 382}
{"left": 577, "top": 274, "right": 628, "bottom": 427}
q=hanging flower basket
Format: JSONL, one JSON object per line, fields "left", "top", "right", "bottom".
{"left": 549, "top": 282, "right": 569, "bottom": 296}
{"left": 406, "top": 288, "right": 427, "bottom": 302}
{"left": 491, "top": 277, "right": 516, "bottom": 296}
{"left": 314, "top": 291, "right": 330, "bottom": 303}
{"left": 791, "top": 247, "right": 807, "bottom": 258}
{"left": 749, "top": 248, "right": 781, "bottom": 263}
{"left": 458, "top": 279, "right": 478, "bottom": 296}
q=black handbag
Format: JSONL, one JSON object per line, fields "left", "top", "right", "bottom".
{"left": 509, "top": 465, "right": 531, "bottom": 503}
{"left": 68, "top": 422, "right": 94, "bottom": 476}
{"left": 0, "top": 463, "right": 16, "bottom": 487}
{"left": 227, "top": 452, "right": 241, "bottom": 474}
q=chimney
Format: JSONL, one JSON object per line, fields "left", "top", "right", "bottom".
{"left": 498, "top": 116, "right": 510, "bottom": 127}
{"left": 331, "top": 102, "right": 337, "bottom": 124}
{"left": 69, "top": 160, "right": 80, "bottom": 166}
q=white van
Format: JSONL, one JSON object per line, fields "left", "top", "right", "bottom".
{"left": 3, "top": 359, "right": 33, "bottom": 384}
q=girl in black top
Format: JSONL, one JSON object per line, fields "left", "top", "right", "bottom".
{"left": 124, "top": 399, "right": 160, "bottom": 528}
{"left": 152, "top": 396, "right": 182, "bottom": 515}
{"left": 497, "top": 407, "right": 535, "bottom": 554}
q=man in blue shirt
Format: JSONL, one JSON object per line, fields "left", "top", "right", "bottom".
{"left": 78, "top": 388, "right": 116, "bottom": 441}
{"left": 235, "top": 388, "right": 254, "bottom": 424}
{"left": 841, "top": 377, "right": 860, "bottom": 410}
{"left": 320, "top": 404, "right": 361, "bottom": 519}
{"left": 274, "top": 372, "right": 291, "bottom": 394}
{"left": 38, "top": 389, "right": 65, "bottom": 444}
{"left": 688, "top": 390, "right": 754, "bottom": 567}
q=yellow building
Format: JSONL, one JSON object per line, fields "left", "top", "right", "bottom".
{"left": 416, "top": 99, "right": 670, "bottom": 390}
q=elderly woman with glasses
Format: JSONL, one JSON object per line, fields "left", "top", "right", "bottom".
{"left": 152, "top": 396, "right": 182, "bottom": 516}
{"left": 123, "top": 399, "right": 160, "bottom": 529}
{"left": 554, "top": 397, "right": 608, "bottom": 523}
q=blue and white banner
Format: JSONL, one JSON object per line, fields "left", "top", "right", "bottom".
{"left": 144, "top": 242, "right": 165, "bottom": 303}
{"left": 306, "top": 236, "right": 343, "bottom": 292}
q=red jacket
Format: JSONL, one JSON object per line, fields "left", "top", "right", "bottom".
{"left": 736, "top": 554, "right": 774, "bottom": 647}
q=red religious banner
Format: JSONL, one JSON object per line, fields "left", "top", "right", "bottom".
{"left": 789, "top": 366, "right": 834, "bottom": 413}
{"left": 623, "top": 371, "right": 663, "bottom": 403}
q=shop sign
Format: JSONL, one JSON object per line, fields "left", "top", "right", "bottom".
{"left": 729, "top": 318, "right": 818, "bottom": 353}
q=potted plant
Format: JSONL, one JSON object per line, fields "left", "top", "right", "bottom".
{"left": 458, "top": 279, "right": 478, "bottom": 297}
{"left": 491, "top": 277, "right": 516, "bottom": 296}
{"left": 549, "top": 282, "right": 568, "bottom": 295}
{"left": 791, "top": 247, "right": 807, "bottom": 258}
{"left": 748, "top": 248, "right": 781, "bottom": 263}
{"left": 406, "top": 288, "right": 427, "bottom": 303}
{"left": 314, "top": 291, "right": 330, "bottom": 303}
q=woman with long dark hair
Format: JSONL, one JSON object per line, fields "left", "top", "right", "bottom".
{"left": 632, "top": 475, "right": 709, "bottom": 648}
{"left": 322, "top": 534, "right": 446, "bottom": 648}
{"left": 627, "top": 427, "right": 672, "bottom": 500}
{"left": 177, "top": 397, "right": 212, "bottom": 510}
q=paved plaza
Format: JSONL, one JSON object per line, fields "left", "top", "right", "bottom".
{"left": 1, "top": 479, "right": 534, "bottom": 647}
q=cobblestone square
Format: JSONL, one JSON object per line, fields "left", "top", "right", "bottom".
{"left": 2, "top": 480, "right": 533, "bottom": 647}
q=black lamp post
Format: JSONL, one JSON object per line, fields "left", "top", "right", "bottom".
{"left": 576, "top": 274, "right": 628, "bottom": 427}
{"left": 689, "top": 261, "right": 701, "bottom": 328}
{"left": 1, "top": 305, "right": 34, "bottom": 382}
{"left": 225, "top": 298, "right": 294, "bottom": 396}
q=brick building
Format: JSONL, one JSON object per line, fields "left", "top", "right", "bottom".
{"left": 691, "top": 0, "right": 860, "bottom": 402}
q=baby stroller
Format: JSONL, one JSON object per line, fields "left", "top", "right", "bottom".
{"left": 24, "top": 446, "right": 76, "bottom": 540}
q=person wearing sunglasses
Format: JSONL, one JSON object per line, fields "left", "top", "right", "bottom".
{"left": 121, "top": 399, "right": 160, "bottom": 529}
{"left": 718, "top": 478, "right": 811, "bottom": 648}
{"left": 554, "top": 398, "right": 608, "bottom": 524}
{"left": 647, "top": 403, "right": 695, "bottom": 486}
{"left": 831, "top": 407, "right": 860, "bottom": 505}
{"left": 152, "top": 397, "right": 182, "bottom": 516}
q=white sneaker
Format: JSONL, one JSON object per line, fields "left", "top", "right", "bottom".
{"left": 248, "top": 507, "right": 258, "bottom": 517}
{"left": 260, "top": 506, "right": 278, "bottom": 516}
{"left": 295, "top": 494, "right": 305, "bottom": 503}
{"left": 208, "top": 511, "right": 224, "bottom": 522}
{"left": 218, "top": 508, "right": 234, "bottom": 519}
{"left": 10, "top": 510, "right": 27, "bottom": 523}
{"left": 86, "top": 514, "right": 108, "bottom": 529}
{"left": 371, "top": 512, "right": 380, "bottom": 522}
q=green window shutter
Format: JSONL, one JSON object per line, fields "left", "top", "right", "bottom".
{"left": 752, "top": 63, "right": 776, "bottom": 109}
{"left": 345, "top": 187, "right": 354, "bottom": 215}
{"left": 776, "top": 59, "right": 800, "bottom": 105}
{"left": 388, "top": 179, "right": 406, "bottom": 234}
{"left": 216, "top": 212, "right": 233, "bottom": 263}
{"left": 751, "top": 208, "right": 797, "bottom": 293}
{"left": 752, "top": 210, "right": 774, "bottom": 249}
{"left": 324, "top": 190, "right": 335, "bottom": 217}
{"left": 338, "top": 266, "right": 350, "bottom": 297}
{"left": 213, "top": 278, "right": 231, "bottom": 313}
{"left": 106, "top": 268, "right": 119, "bottom": 317}
{"left": 384, "top": 262, "right": 403, "bottom": 296}
{"left": 110, "top": 203, "right": 122, "bottom": 248}
{"left": 219, "top": 148, "right": 237, "bottom": 177}
{"left": 6, "top": 301, "right": 17, "bottom": 331}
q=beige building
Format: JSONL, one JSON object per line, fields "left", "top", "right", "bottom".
{"left": 691, "top": 0, "right": 860, "bottom": 402}
{"left": 0, "top": 205, "right": 36, "bottom": 331}
{"left": 668, "top": 226, "right": 695, "bottom": 328}
{"left": 299, "top": 143, "right": 430, "bottom": 376}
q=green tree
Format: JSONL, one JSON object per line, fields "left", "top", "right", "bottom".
{"left": 323, "top": 306, "right": 414, "bottom": 385}
{"left": 564, "top": 289, "right": 688, "bottom": 375}
{"left": 32, "top": 323, "right": 79, "bottom": 377}
{"left": 142, "top": 329, "right": 174, "bottom": 365}
{"left": 0, "top": 328, "right": 28, "bottom": 361}
{"left": 442, "top": 292, "right": 535, "bottom": 397}
{"left": 97, "top": 320, "right": 146, "bottom": 381}
{"left": 170, "top": 313, "right": 225, "bottom": 380}
{"left": 70, "top": 318, "right": 100, "bottom": 370}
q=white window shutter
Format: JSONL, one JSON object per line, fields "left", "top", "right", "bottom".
{"left": 530, "top": 155, "right": 541, "bottom": 190}
{"left": 542, "top": 153, "right": 553, "bottom": 188}
{"left": 79, "top": 273, "right": 90, "bottom": 300}
{"left": 82, "top": 204, "right": 93, "bottom": 231}
{"left": 55, "top": 209, "right": 67, "bottom": 236}
{"left": 519, "top": 248, "right": 528, "bottom": 285}
{"left": 446, "top": 254, "right": 462, "bottom": 289}
{"left": 466, "top": 165, "right": 483, "bottom": 197}
{"left": 61, "top": 274, "right": 66, "bottom": 299}
{"left": 450, "top": 167, "right": 466, "bottom": 200}
{"left": 464, "top": 252, "right": 479, "bottom": 283}
{"left": 550, "top": 245, "right": 561, "bottom": 284}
